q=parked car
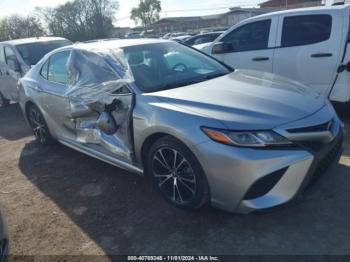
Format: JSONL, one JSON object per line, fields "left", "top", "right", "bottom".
{"left": 0, "top": 209, "right": 8, "bottom": 262}
{"left": 170, "top": 35, "right": 192, "bottom": 43}
{"left": 140, "top": 30, "right": 159, "bottom": 38}
{"left": 19, "top": 39, "right": 343, "bottom": 213}
{"left": 184, "top": 31, "right": 224, "bottom": 46}
{"left": 84, "top": 38, "right": 120, "bottom": 43}
{"left": 0, "top": 37, "right": 72, "bottom": 108}
{"left": 203, "top": 5, "right": 350, "bottom": 105}
{"left": 163, "top": 32, "right": 188, "bottom": 39}
{"left": 125, "top": 32, "right": 141, "bottom": 39}
{"left": 193, "top": 42, "right": 213, "bottom": 51}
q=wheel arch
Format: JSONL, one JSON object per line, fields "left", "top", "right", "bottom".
{"left": 24, "top": 100, "right": 37, "bottom": 120}
{"left": 140, "top": 132, "right": 171, "bottom": 176}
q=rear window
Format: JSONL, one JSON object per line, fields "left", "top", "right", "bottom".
{"left": 16, "top": 40, "right": 72, "bottom": 66}
{"left": 281, "top": 15, "right": 332, "bottom": 47}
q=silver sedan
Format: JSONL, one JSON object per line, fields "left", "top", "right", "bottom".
{"left": 18, "top": 39, "right": 343, "bottom": 213}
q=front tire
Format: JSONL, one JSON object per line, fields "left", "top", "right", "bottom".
{"left": 27, "top": 104, "right": 55, "bottom": 145}
{"left": 148, "top": 136, "right": 210, "bottom": 210}
{"left": 0, "top": 93, "right": 10, "bottom": 108}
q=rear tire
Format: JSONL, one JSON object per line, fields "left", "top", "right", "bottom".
{"left": 148, "top": 136, "right": 210, "bottom": 210}
{"left": 27, "top": 104, "right": 55, "bottom": 145}
{"left": 0, "top": 93, "right": 10, "bottom": 108}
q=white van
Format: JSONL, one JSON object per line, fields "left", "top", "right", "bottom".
{"left": 203, "top": 5, "right": 350, "bottom": 104}
{"left": 0, "top": 37, "right": 71, "bottom": 107}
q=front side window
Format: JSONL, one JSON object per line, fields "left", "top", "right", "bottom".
{"left": 47, "top": 51, "right": 70, "bottom": 85}
{"left": 122, "top": 42, "right": 231, "bottom": 93}
{"left": 69, "top": 50, "right": 119, "bottom": 87}
{"left": 221, "top": 20, "right": 271, "bottom": 52}
{"left": 281, "top": 15, "right": 332, "bottom": 47}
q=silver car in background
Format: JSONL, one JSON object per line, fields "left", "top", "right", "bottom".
{"left": 18, "top": 39, "right": 343, "bottom": 213}
{"left": 0, "top": 37, "right": 71, "bottom": 107}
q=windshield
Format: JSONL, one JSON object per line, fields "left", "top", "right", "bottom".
{"left": 16, "top": 40, "right": 72, "bottom": 65}
{"left": 122, "top": 42, "right": 231, "bottom": 93}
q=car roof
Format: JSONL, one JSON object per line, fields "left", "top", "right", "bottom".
{"left": 201, "top": 31, "right": 224, "bottom": 35}
{"left": 1, "top": 36, "right": 69, "bottom": 46}
{"left": 250, "top": 4, "right": 350, "bottom": 20}
{"left": 191, "top": 32, "right": 224, "bottom": 37}
{"left": 72, "top": 38, "right": 172, "bottom": 51}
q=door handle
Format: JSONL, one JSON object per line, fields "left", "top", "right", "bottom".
{"left": 311, "top": 53, "right": 333, "bottom": 58}
{"left": 252, "top": 57, "right": 270, "bottom": 61}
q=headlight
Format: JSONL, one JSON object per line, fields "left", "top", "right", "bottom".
{"left": 201, "top": 127, "right": 292, "bottom": 147}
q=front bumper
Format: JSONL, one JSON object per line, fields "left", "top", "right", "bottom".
{"left": 194, "top": 107, "right": 343, "bottom": 213}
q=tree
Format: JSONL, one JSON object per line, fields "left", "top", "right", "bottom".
{"left": 36, "top": 0, "right": 118, "bottom": 42}
{"left": 0, "top": 15, "right": 45, "bottom": 41}
{"left": 131, "top": 0, "right": 161, "bottom": 28}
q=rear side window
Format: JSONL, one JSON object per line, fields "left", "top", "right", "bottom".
{"left": 281, "top": 15, "right": 332, "bottom": 47}
{"left": 0, "top": 47, "right": 5, "bottom": 64}
{"left": 221, "top": 20, "right": 271, "bottom": 51}
{"left": 4, "top": 46, "right": 17, "bottom": 64}
{"left": 40, "top": 60, "right": 49, "bottom": 79}
{"left": 47, "top": 51, "right": 70, "bottom": 85}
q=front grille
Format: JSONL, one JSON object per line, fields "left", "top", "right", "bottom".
{"left": 309, "top": 136, "right": 343, "bottom": 185}
{"left": 287, "top": 120, "right": 333, "bottom": 133}
{"left": 287, "top": 119, "right": 336, "bottom": 152}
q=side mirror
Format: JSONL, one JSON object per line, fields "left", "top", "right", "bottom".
{"left": 212, "top": 42, "right": 234, "bottom": 54}
{"left": 7, "top": 59, "right": 21, "bottom": 73}
{"left": 347, "top": 61, "right": 350, "bottom": 72}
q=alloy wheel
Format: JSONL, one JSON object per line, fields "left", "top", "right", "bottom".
{"left": 152, "top": 147, "right": 197, "bottom": 205}
{"left": 28, "top": 107, "right": 49, "bottom": 144}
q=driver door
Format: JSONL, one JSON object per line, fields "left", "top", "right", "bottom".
{"left": 65, "top": 50, "right": 135, "bottom": 163}
{"left": 211, "top": 18, "right": 277, "bottom": 72}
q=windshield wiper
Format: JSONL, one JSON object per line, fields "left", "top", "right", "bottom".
{"left": 159, "top": 79, "right": 201, "bottom": 90}
{"left": 202, "top": 72, "right": 228, "bottom": 80}
{"left": 157, "top": 72, "right": 228, "bottom": 91}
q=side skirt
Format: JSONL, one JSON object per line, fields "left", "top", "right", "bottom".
{"left": 58, "top": 138, "right": 144, "bottom": 176}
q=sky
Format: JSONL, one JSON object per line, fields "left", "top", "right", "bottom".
{"left": 0, "top": 0, "right": 264, "bottom": 27}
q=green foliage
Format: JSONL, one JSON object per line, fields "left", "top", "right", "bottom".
{"left": 131, "top": 0, "right": 161, "bottom": 28}
{"left": 36, "top": 0, "right": 119, "bottom": 42}
{"left": 0, "top": 15, "right": 45, "bottom": 41}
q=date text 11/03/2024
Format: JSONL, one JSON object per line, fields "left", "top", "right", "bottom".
{"left": 127, "top": 256, "right": 221, "bottom": 261}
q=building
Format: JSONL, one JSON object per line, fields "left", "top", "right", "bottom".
{"left": 259, "top": 0, "right": 323, "bottom": 9}
{"left": 226, "top": 7, "right": 277, "bottom": 25}
{"left": 112, "top": 27, "right": 131, "bottom": 38}
{"left": 151, "top": 7, "right": 277, "bottom": 35}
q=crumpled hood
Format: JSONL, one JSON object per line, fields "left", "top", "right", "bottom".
{"left": 152, "top": 70, "right": 326, "bottom": 130}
